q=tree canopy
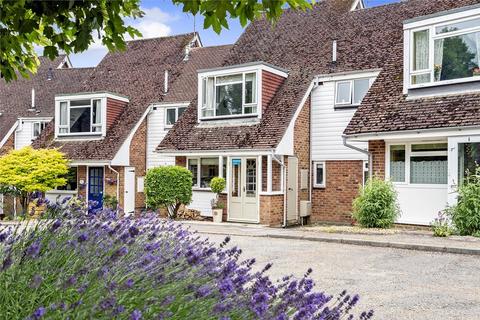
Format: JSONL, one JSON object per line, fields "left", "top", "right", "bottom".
{"left": 0, "top": 0, "right": 311, "bottom": 82}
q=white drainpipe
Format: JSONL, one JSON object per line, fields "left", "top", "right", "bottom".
{"left": 271, "top": 151, "right": 287, "bottom": 227}
{"left": 342, "top": 136, "right": 372, "bottom": 179}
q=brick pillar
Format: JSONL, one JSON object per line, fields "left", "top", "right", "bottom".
{"left": 176, "top": 156, "right": 186, "bottom": 167}
{"left": 368, "top": 140, "right": 385, "bottom": 180}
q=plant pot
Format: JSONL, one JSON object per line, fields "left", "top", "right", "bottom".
{"left": 212, "top": 208, "right": 223, "bottom": 223}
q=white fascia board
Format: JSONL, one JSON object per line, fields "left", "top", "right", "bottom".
{"left": 345, "top": 126, "right": 480, "bottom": 142}
{"left": 111, "top": 106, "right": 152, "bottom": 166}
{"left": 152, "top": 102, "right": 190, "bottom": 108}
{"left": 198, "top": 62, "right": 288, "bottom": 78}
{"left": 58, "top": 56, "right": 73, "bottom": 68}
{"left": 315, "top": 69, "right": 381, "bottom": 83}
{"left": 55, "top": 92, "right": 129, "bottom": 103}
{"left": 69, "top": 160, "right": 110, "bottom": 166}
{"left": 17, "top": 117, "right": 53, "bottom": 122}
{"left": 404, "top": 6, "right": 480, "bottom": 30}
{"left": 275, "top": 81, "right": 315, "bottom": 155}
{"left": 157, "top": 149, "right": 273, "bottom": 157}
{"left": 0, "top": 121, "right": 19, "bottom": 148}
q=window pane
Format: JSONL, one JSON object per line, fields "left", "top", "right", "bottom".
{"left": 413, "top": 30, "right": 429, "bottom": 71}
{"left": 245, "top": 73, "right": 256, "bottom": 104}
{"left": 200, "top": 158, "right": 219, "bottom": 188}
{"left": 216, "top": 74, "right": 242, "bottom": 84}
{"left": 215, "top": 83, "right": 242, "bottom": 116}
{"left": 33, "top": 123, "right": 40, "bottom": 138}
{"left": 92, "top": 99, "right": 102, "bottom": 124}
{"left": 166, "top": 108, "right": 176, "bottom": 125}
{"left": 222, "top": 157, "right": 227, "bottom": 179}
{"left": 70, "top": 107, "right": 91, "bottom": 133}
{"left": 57, "top": 167, "right": 78, "bottom": 191}
{"left": 411, "top": 73, "right": 431, "bottom": 84}
{"left": 336, "top": 82, "right": 351, "bottom": 104}
{"left": 410, "top": 156, "right": 447, "bottom": 184}
{"left": 178, "top": 107, "right": 187, "bottom": 118}
{"left": 70, "top": 99, "right": 90, "bottom": 107}
{"left": 390, "top": 145, "right": 405, "bottom": 182}
{"left": 231, "top": 159, "right": 241, "bottom": 197}
{"left": 188, "top": 159, "right": 198, "bottom": 186}
{"left": 59, "top": 102, "right": 68, "bottom": 125}
{"left": 436, "top": 18, "right": 480, "bottom": 34}
{"left": 434, "top": 31, "right": 480, "bottom": 82}
{"left": 353, "top": 78, "right": 370, "bottom": 104}
{"left": 202, "top": 78, "right": 215, "bottom": 117}
{"left": 246, "top": 159, "right": 257, "bottom": 197}
{"left": 458, "top": 143, "right": 480, "bottom": 185}
{"left": 316, "top": 163, "right": 324, "bottom": 186}
{"left": 411, "top": 143, "right": 447, "bottom": 152}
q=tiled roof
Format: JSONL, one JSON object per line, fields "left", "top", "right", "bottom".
{"left": 34, "top": 33, "right": 231, "bottom": 160}
{"left": 342, "top": 0, "right": 480, "bottom": 135}
{"left": 0, "top": 55, "right": 92, "bottom": 140}
{"left": 160, "top": 0, "right": 480, "bottom": 151}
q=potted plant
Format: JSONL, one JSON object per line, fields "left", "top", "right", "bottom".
{"left": 210, "top": 177, "right": 226, "bottom": 223}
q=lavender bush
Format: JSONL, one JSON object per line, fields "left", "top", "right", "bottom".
{"left": 0, "top": 199, "right": 373, "bottom": 319}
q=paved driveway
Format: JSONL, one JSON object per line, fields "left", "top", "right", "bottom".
{"left": 198, "top": 232, "right": 480, "bottom": 319}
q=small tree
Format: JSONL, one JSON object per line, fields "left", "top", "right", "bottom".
{"left": 352, "top": 178, "right": 400, "bottom": 228}
{"left": 0, "top": 147, "right": 69, "bottom": 214}
{"left": 210, "top": 177, "right": 226, "bottom": 209}
{"left": 145, "top": 166, "right": 193, "bottom": 219}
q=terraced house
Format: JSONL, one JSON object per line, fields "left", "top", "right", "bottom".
{"left": 3, "top": 0, "right": 479, "bottom": 227}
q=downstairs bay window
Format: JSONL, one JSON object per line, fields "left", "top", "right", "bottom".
{"left": 187, "top": 157, "right": 219, "bottom": 189}
{"left": 388, "top": 143, "right": 448, "bottom": 185}
{"left": 407, "top": 14, "right": 480, "bottom": 88}
{"left": 200, "top": 72, "right": 257, "bottom": 119}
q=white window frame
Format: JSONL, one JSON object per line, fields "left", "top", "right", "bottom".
{"left": 405, "top": 11, "right": 480, "bottom": 90}
{"left": 313, "top": 161, "right": 326, "bottom": 188}
{"left": 200, "top": 71, "right": 258, "bottom": 120}
{"left": 32, "top": 121, "right": 47, "bottom": 139}
{"left": 187, "top": 156, "right": 221, "bottom": 190}
{"left": 386, "top": 141, "right": 448, "bottom": 187}
{"left": 56, "top": 98, "right": 104, "bottom": 136}
{"left": 164, "top": 106, "right": 187, "bottom": 128}
{"left": 334, "top": 77, "right": 375, "bottom": 107}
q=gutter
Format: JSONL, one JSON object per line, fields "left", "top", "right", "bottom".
{"left": 107, "top": 164, "right": 120, "bottom": 210}
{"left": 342, "top": 136, "right": 372, "bottom": 179}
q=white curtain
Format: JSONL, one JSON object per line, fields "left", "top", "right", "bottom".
{"left": 434, "top": 39, "right": 444, "bottom": 81}
{"left": 414, "top": 30, "right": 429, "bottom": 71}
{"left": 202, "top": 77, "right": 214, "bottom": 117}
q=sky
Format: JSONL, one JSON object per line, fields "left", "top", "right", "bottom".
{"left": 62, "top": 0, "right": 400, "bottom": 68}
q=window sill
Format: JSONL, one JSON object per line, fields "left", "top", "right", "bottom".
{"left": 408, "top": 75, "right": 480, "bottom": 90}
{"left": 313, "top": 185, "right": 326, "bottom": 189}
{"left": 200, "top": 114, "right": 258, "bottom": 121}
{"left": 334, "top": 104, "right": 360, "bottom": 110}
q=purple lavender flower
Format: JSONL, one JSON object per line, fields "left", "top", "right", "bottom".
{"left": 130, "top": 309, "right": 142, "bottom": 320}
{"left": 128, "top": 226, "right": 139, "bottom": 237}
{"left": 31, "top": 307, "right": 46, "bottom": 319}
{"left": 124, "top": 278, "right": 134, "bottom": 288}
{"left": 78, "top": 232, "right": 88, "bottom": 242}
{"left": 26, "top": 241, "right": 41, "bottom": 258}
{"left": 30, "top": 274, "right": 43, "bottom": 289}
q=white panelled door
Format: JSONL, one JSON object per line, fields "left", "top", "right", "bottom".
{"left": 287, "top": 157, "right": 298, "bottom": 221}
{"left": 228, "top": 158, "right": 259, "bottom": 222}
{"left": 124, "top": 167, "right": 136, "bottom": 216}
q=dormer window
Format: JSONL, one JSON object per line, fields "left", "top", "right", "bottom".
{"left": 406, "top": 11, "right": 480, "bottom": 89}
{"left": 58, "top": 99, "right": 102, "bottom": 135}
{"left": 198, "top": 62, "right": 288, "bottom": 121}
{"left": 201, "top": 71, "right": 258, "bottom": 119}
{"left": 335, "top": 77, "right": 375, "bottom": 107}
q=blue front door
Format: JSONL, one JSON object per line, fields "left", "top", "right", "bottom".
{"left": 88, "top": 167, "right": 104, "bottom": 211}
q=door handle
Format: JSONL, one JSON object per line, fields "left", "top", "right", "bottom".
{"left": 288, "top": 188, "right": 293, "bottom": 191}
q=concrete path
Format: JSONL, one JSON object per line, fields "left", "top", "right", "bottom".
{"left": 182, "top": 221, "right": 480, "bottom": 319}
{"left": 179, "top": 220, "right": 480, "bottom": 255}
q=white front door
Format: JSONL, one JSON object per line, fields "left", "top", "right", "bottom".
{"left": 228, "top": 158, "right": 259, "bottom": 222}
{"left": 124, "top": 167, "right": 136, "bottom": 215}
{"left": 287, "top": 157, "right": 298, "bottom": 221}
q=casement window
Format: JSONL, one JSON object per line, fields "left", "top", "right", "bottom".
{"left": 458, "top": 142, "right": 480, "bottom": 185}
{"left": 187, "top": 157, "right": 219, "bottom": 189}
{"left": 389, "top": 143, "right": 448, "bottom": 185}
{"left": 313, "top": 162, "right": 326, "bottom": 188}
{"left": 165, "top": 106, "right": 187, "bottom": 127}
{"left": 335, "top": 78, "right": 374, "bottom": 107}
{"left": 32, "top": 121, "right": 47, "bottom": 138}
{"left": 56, "top": 167, "right": 78, "bottom": 191}
{"left": 408, "top": 15, "right": 480, "bottom": 87}
{"left": 200, "top": 71, "right": 257, "bottom": 119}
{"left": 363, "top": 161, "right": 369, "bottom": 186}
{"left": 58, "top": 99, "right": 102, "bottom": 135}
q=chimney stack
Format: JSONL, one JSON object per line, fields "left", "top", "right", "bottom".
{"left": 164, "top": 70, "right": 169, "bottom": 94}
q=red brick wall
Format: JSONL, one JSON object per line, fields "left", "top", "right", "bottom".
{"left": 0, "top": 133, "right": 14, "bottom": 156}
{"left": 369, "top": 140, "right": 386, "bottom": 180}
{"left": 129, "top": 120, "right": 147, "bottom": 211}
{"left": 106, "top": 98, "right": 127, "bottom": 129}
{"left": 311, "top": 160, "right": 363, "bottom": 224}
{"left": 77, "top": 166, "right": 87, "bottom": 200}
{"left": 293, "top": 96, "right": 311, "bottom": 207}
{"left": 259, "top": 195, "right": 284, "bottom": 226}
{"left": 176, "top": 156, "right": 186, "bottom": 167}
{"left": 262, "top": 70, "right": 285, "bottom": 113}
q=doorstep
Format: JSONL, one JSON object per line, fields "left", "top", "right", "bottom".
{"left": 180, "top": 221, "right": 480, "bottom": 256}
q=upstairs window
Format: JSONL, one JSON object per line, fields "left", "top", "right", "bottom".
{"left": 32, "top": 121, "right": 47, "bottom": 139}
{"left": 408, "top": 15, "right": 480, "bottom": 87}
{"left": 335, "top": 78, "right": 374, "bottom": 107}
{"left": 165, "top": 106, "right": 187, "bottom": 127}
{"left": 58, "top": 99, "right": 102, "bottom": 135}
{"left": 201, "top": 71, "right": 257, "bottom": 119}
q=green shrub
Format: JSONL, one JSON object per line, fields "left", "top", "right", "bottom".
{"left": 352, "top": 178, "right": 400, "bottom": 228}
{"left": 210, "top": 177, "right": 226, "bottom": 209}
{"left": 103, "top": 194, "right": 118, "bottom": 210}
{"left": 145, "top": 166, "right": 192, "bottom": 218}
{"left": 449, "top": 167, "right": 480, "bottom": 236}
{"left": 431, "top": 210, "right": 452, "bottom": 237}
